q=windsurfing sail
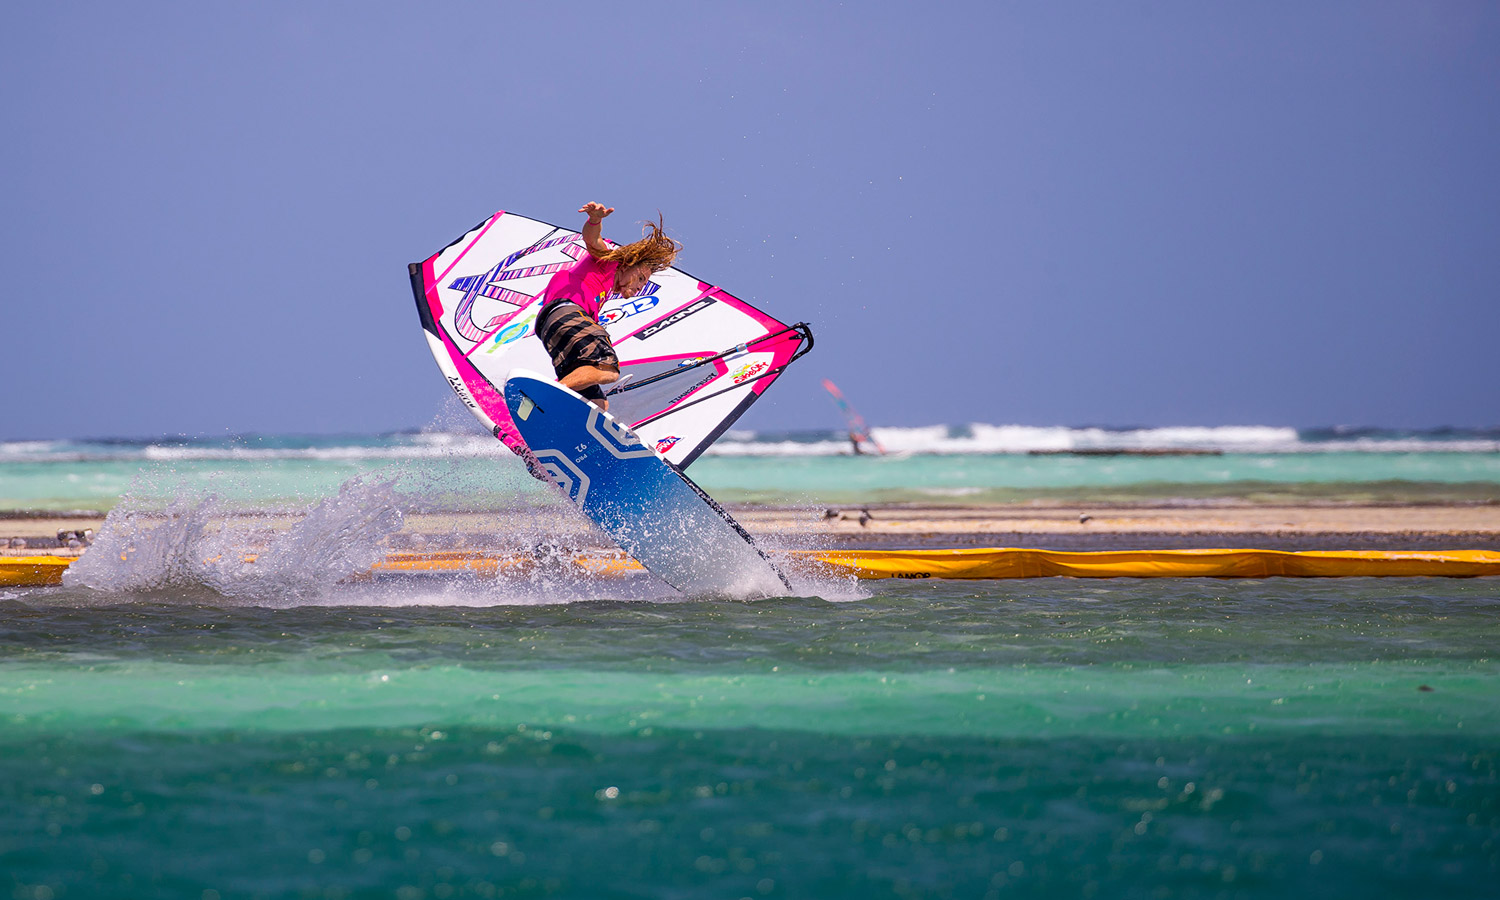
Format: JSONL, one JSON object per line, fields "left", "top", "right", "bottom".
{"left": 822, "top": 379, "right": 886, "bottom": 456}
{"left": 409, "top": 210, "right": 813, "bottom": 468}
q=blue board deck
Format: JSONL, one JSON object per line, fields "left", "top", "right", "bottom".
{"left": 504, "top": 371, "right": 791, "bottom": 597}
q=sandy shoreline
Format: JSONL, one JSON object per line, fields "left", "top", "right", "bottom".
{"left": 3, "top": 503, "right": 1497, "bottom": 555}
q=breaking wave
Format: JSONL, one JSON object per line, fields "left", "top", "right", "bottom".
{"left": 5, "top": 424, "right": 1499, "bottom": 464}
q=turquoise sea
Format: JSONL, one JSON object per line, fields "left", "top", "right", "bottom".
{"left": 3, "top": 579, "right": 1497, "bottom": 899}
{"left": 1, "top": 425, "right": 1497, "bottom": 898}
{"left": 2, "top": 425, "right": 1499, "bottom": 512}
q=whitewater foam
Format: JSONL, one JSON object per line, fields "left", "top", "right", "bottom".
{"left": 6, "top": 425, "right": 1499, "bottom": 464}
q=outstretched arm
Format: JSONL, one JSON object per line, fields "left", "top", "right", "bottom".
{"left": 579, "top": 202, "right": 614, "bottom": 257}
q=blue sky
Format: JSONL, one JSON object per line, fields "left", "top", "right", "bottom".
{"left": 3, "top": 1, "right": 1497, "bottom": 439}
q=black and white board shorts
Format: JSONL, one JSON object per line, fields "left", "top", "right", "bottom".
{"left": 536, "top": 302, "right": 620, "bottom": 401}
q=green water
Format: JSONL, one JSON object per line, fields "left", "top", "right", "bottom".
{"left": 2, "top": 578, "right": 1497, "bottom": 898}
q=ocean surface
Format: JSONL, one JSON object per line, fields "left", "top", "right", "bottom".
{"left": 3, "top": 425, "right": 1499, "bottom": 512}
{"left": 2, "top": 424, "right": 1497, "bottom": 898}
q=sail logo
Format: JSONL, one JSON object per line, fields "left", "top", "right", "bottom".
{"left": 446, "top": 232, "right": 581, "bottom": 342}
{"left": 598, "top": 296, "right": 660, "bottom": 326}
{"left": 446, "top": 376, "right": 477, "bottom": 410}
{"left": 655, "top": 435, "right": 682, "bottom": 454}
{"left": 485, "top": 315, "right": 536, "bottom": 353}
{"left": 731, "top": 361, "right": 769, "bottom": 384}
{"left": 669, "top": 372, "right": 717, "bottom": 407}
{"left": 634, "top": 298, "right": 715, "bottom": 341}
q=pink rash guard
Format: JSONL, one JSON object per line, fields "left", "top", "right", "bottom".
{"left": 540, "top": 252, "right": 619, "bottom": 321}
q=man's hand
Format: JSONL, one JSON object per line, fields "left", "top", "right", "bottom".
{"left": 579, "top": 202, "right": 614, "bottom": 223}
{"left": 580, "top": 203, "right": 614, "bottom": 257}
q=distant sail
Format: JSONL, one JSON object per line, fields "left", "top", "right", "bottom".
{"left": 822, "top": 379, "right": 886, "bottom": 455}
{"left": 410, "top": 210, "right": 813, "bottom": 468}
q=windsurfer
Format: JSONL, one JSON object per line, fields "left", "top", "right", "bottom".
{"left": 534, "top": 203, "right": 682, "bottom": 411}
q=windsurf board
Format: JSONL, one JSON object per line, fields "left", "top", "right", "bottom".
{"left": 504, "top": 371, "right": 791, "bottom": 597}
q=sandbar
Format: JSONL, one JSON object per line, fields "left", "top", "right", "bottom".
{"left": 3, "top": 503, "right": 1497, "bottom": 556}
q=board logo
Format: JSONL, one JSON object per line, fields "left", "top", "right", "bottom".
{"left": 533, "top": 449, "right": 590, "bottom": 506}
{"left": 731, "top": 361, "right": 769, "bottom": 384}
{"left": 634, "top": 298, "right": 715, "bottom": 341}
{"left": 585, "top": 409, "right": 657, "bottom": 460}
{"left": 655, "top": 435, "right": 682, "bottom": 454}
{"left": 598, "top": 296, "right": 660, "bottom": 325}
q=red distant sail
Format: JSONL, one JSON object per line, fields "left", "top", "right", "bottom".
{"left": 822, "top": 379, "right": 886, "bottom": 456}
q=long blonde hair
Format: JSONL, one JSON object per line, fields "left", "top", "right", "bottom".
{"left": 597, "top": 215, "right": 681, "bottom": 272}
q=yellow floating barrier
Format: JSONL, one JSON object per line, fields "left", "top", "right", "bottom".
{"left": 3, "top": 547, "right": 1498, "bottom": 588}
{"left": 0, "top": 555, "right": 75, "bottom": 587}
{"left": 800, "top": 547, "right": 1500, "bottom": 579}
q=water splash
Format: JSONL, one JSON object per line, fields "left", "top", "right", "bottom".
{"left": 63, "top": 476, "right": 403, "bottom": 602}
{"left": 211, "top": 477, "right": 404, "bottom": 602}
{"left": 778, "top": 557, "right": 868, "bottom": 603}
{"left": 63, "top": 491, "right": 224, "bottom": 592}
{"left": 52, "top": 463, "right": 863, "bottom": 606}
